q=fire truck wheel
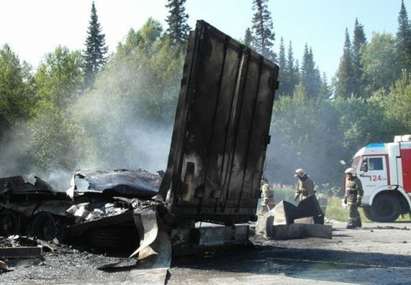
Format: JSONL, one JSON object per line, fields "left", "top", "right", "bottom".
{"left": 0, "top": 209, "right": 21, "bottom": 236}
{"left": 362, "top": 206, "right": 375, "bottom": 221}
{"left": 371, "top": 194, "right": 400, "bottom": 223}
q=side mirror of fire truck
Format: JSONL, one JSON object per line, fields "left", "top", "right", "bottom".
{"left": 360, "top": 160, "right": 368, "bottom": 172}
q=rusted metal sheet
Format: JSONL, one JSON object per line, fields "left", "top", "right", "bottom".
{"left": 160, "top": 20, "right": 279, "bottom": 224}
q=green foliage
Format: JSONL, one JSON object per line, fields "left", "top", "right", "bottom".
{"left": 251, "top": 0, "right": 275, "bottom": 60}
{"left": 335, "top": 29, "right": 355, "bottom": 98}
{"left": 352, "top": 19, "right": 367, "bottom": 97}
{"left": 276, "top": 39, "right": 300, "bottom": 97}
{"left": 243, "top": 28, "right": 253, "bottom": 47}
{"left": 83, "top": 2, "right": 108, "bottom": 86}
{"left": 0, "top": 45, "right": 34, "bottom": 124}
{"left": 301, "top": 45, "right": 322, "bottom": 98}
{"left": 29, "top": 47, "right": 85, "bottom": 171}
{"left": 266, "top": 79, "right": 408, "bottom": 186}
{"left": 118, "top": 18, "right": 163, "bottom": 57}
{"left": 277, "top": 38, "right": 287, "bottom": 96}
{"left": 284, "top": 41, "right": 299, "bottom": 96}
{"left": 384, "top": 71, "right": 411, "bottom": 131}
{"left": 110, "top": 19, "right": 182, "bottom": 124}
{"left": 165, "top": 0, "right": 190, "bottom": 44}
{"left": 35, "top": 47, "right": 84, "bottom": 109}
{"left": 29, "top": 103, "right": 84, "bottom": 171}
{"left": 361, "top": 33, "right": 400, "bottom": 93}
{"left": 397, "top": 0, "right": 411, "bottom": 72}
{"left": 69, "top": 19, "right": 184, "bottom": 170}
{"left": 333, "top": 95, "right": 394, "bottom": 150}
{"left": 0, "top": 6, "right": 410, "bottom": 193}
{"left": 267, "top": 87, "right": 344, "bottom": 184}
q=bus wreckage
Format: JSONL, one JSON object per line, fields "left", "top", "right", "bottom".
{"left": 0, "top": 20, "right": 279, "bottom": 272}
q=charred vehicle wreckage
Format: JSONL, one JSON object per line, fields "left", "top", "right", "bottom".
{"left": 0, "top": 20, "right": 280, "bottom": 275}
{"left": 0, "top": 170, "right": 162, "bottom": 249}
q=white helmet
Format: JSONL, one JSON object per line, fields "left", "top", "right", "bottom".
{"left": 344, "top": 167, "right": 355, "bottom": 174}
{"left": 295, "top": 168, "right": 305, "bottom": 176}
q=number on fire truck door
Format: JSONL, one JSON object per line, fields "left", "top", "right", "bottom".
{"left": 359, "top": 156, "right": 388, "bottom": 192}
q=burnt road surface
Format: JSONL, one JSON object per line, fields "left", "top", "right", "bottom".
{"left": 2, "top": 221, "right": 411, "bottom": 285}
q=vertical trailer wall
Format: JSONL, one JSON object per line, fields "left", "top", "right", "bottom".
{"left": 160, "top": 21, "right": 279, "bottom": 224}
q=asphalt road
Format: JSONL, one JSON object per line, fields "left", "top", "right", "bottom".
{"left": 2, "top": 221, "right": 411, "bottom": 285}
{"left": 169, "top": 221, "right": 411, "bottom": 285}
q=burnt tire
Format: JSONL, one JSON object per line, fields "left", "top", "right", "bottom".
{"left": 0, "top": 209, "right": 21, "bottom": 236}
{"left": 370, "top": 194, "right": 400, "bottom": 223}
{"left": 30, "top": 212, "right": 64, "bottom": 241}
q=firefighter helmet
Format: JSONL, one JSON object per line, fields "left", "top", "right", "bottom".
{"left": 344, "top": 167, "right": 355, "bottom": 174}
{"left": 295, "top": 168, "right": 305, "bottom": 176}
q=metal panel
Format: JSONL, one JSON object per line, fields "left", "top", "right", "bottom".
{"left": 400, "top": 148, "right": 411, "bottom": 193}
{"left": 160, "top": 20, "right": 279, "bottom": 224}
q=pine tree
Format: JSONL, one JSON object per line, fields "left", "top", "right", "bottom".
{"left": 277, "top": 38, "right": 288, "bottom": 96}
{"left": 278, "top": 38, "right": 286, "bottom": 67}
{"left": 278, "top": 38, "right": 299, "bottom": 96}
{"left": 165, "top": 0, "right": 190, "bottom": 44}
{"left": 244, "top": 28, "right": 253, "bottom": 47}
{"left": 336, "top": 29, "right": 355, "bottom": 98}
{"left": 251, "top": 0, "right": 275, "bottom": 61}
{"left": 287, "top": 41, "right": 299, "bottom": 95}
{"left": 83, "top": 2, "right": 108, "bottom": 86}
{"left": 320, "top": 72, "right": 331, "bottom": 98}
{"left": 301, "top": 45, "right": 321, "bottom": 97}
{"left": 397, "top": 0, "right": 411, "bottom": 71}
{"left": 352, "top": 19, "right": 367, "bottom": 97}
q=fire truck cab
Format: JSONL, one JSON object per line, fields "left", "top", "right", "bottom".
{"left": 352, "top": 135, "right": 411, "bottom": 222}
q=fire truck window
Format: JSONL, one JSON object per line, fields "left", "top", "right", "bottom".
{"left": 368, "top": 157, "right": 383, "bottom": 171}
{"left": 360, "top": 160, "right": 368, "bottom": 172}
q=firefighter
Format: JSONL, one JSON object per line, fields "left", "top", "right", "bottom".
{"left": 260, "top": 177, "right": 274, "bottom": 212}
{"left": 294, "top": 168, "right": 315, "bottom": 201}
{"left": 344, "top": 167, "right": 364, "bottom": 229}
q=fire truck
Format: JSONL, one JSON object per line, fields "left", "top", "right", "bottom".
{"left": 352, "top": 135, "right": 411, "bottom": 222}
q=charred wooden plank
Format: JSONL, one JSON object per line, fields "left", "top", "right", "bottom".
{"left": 0, "top": 247, "right": 42, "bottom": 258}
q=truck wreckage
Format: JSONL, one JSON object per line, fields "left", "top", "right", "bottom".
{"left": 0, "top": 20, "right": 286, "bottom": 276}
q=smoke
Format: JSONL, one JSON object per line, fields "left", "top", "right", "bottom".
{"left": 69, "top": 82, "right": 174, "bottom": 173}
{"left": 0, "top": 61, "right": 177, "bottom": 190}
{"left": 263, "top": 95, "right": 349, "bottom": 187}
{"left": 0, "top": 124, "right": 33, "bottom": 176}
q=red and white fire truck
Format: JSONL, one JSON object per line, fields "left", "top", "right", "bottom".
{"left": 352, "top": 135, "right": 411, "bottom": 222}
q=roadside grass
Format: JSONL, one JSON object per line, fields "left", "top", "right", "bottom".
{"left": 398, "top": 213, "right": 411, "bottom": 222}
{"left": 325, "top": 196, "right": 371, "bottom": 223}
{"left": 271, "top": 186, "right": 411, "bottom": 223}
{"left": 272, "top": 186, "right": 296, "bottom": 204}
{"left": 325, "top": 197, "right": 411, "bottom": 223}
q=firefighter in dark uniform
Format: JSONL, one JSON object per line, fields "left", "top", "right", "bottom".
{"left": 294, "top": 168, "right": 315, "bottom": 201}
{"left": 344, "top": 167, "right": 364, "bottom": 229}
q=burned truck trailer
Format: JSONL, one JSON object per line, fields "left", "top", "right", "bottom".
{"left": 160, "top": 20, "right": 279, "bottom": 226}
{"left": 128, "top": 20, "right": 279, "bottom": 259}
{"left": 0, "top": 21, "right": 279, "bottom": 260}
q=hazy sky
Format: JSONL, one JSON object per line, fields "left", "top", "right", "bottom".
{"left": 0, "top": 0, "right": 408, "bottom": 78}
